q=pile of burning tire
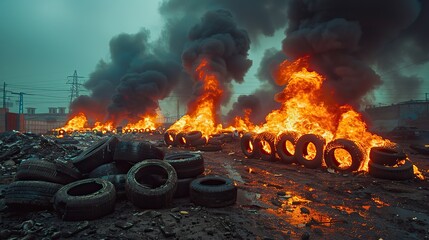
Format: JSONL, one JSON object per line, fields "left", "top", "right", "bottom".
{"left": 4, "top": 136, "right": 237, "bottom": 221}
{"left": 241, "top": 131, "right": 414, "bottom": 180}
{"left": 164, "top": 130, "right": 241, "bottom": 151}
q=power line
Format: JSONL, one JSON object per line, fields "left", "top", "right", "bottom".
{"left": 67, "top": 70, "right": 84, "bottom": 106}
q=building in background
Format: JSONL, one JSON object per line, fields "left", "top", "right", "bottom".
{"left": 24, "top": 107, "right": 68, "bottom": 134}
{"left": 0, "top": 108, "right": 25, "bottom": 132}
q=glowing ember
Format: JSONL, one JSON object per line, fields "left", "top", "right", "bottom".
{"left": 260, "top": 140, "right": 272, "bottom": 154}
{"left": 333, "top": 148, "right": 353, "bottom": 169}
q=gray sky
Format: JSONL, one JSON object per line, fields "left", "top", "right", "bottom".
{"left": 1, "top": 0, "right": 428, "bottom": 115}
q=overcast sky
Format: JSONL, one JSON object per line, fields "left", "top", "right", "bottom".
{"left": 0, "top": 0, "right": 428, "bottom": 114}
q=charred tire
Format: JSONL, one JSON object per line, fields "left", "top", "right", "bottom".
{"left": 16, "top": 160, "right": 82, "bottom": 184}
{"left": 276, "top": 131, "right": 299, "bottom": 164}
{"left": 324, "top": 139, "right": 364, "bottom": 172}
{"left": 196, "top": 144, "right": 222, "bottom": 152}
{"left": 185, "top": 131, "right": 203, "bottom": 142}
{"left": 53, "top": 178, "right": 116, "bottom": 221}
{"left": 5, "top": 181, "right": 63, "bottom": 209}
{"left": 240, "top": 132, "right": 260, "bottom": 159}
{"left": 164, "top": 130, "right": 178, "bottom": 146}
{"left": 295, "top": 134, "right": 326, "bottom": 169}
{"left": 126, "top": 160, "right": 177, "bottom": 209}
{"left": 368, "top": 160, "right": 414, "bottom": 180}
{"left": 164, "top": 152, "right": 205, "bottom": 178}
{"left": 101, "top": 174, "right": 126, "bottom": 198}
{"left": 187, "top": 137, "right": 207, "bottom": 147}
{"left": 369, "top": 147, "right": 407, "bottom": 166}
{"left": 175, "top": 132, "right": 188, "bottom": 147}
{"left": 174, "top": 177, "right": 195, "bottom": 198}
{"left": 88, "top": 163, "right": 124, "bottom": 178}
{"left": 221, "top": 131, "right": 234, "bottom": 143}
{"left": 72, "top": 136, "right": 118, "bottom": 173}
{"left": 209, "top": 133, "right": 225, "bottom": 143}
{"left": 254, "top": 132, "right": 277, "bottom": 162}
{"left": 113, "top": 141, "right": 165, "bottom": 164}
{"left": 409, "top": 144, "right": 429, "bottom": 155}
{"left": 190, "top": 176, "right": 237, "bottom": 208}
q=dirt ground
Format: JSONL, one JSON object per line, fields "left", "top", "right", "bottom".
{"left": 1, "top": 132, "right": 428, "bottom": 239}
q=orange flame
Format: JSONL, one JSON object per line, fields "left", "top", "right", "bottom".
{"left": 124, "top": 114, "right": 160, "bottom": 131}
{"left": 57, "top": 112, "right": 89, "bottom": 132}
{"left": 168, "top": 58, "right": 224, "bottom": 137}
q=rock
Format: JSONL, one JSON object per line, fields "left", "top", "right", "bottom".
{"left": 115, "top": 221, "right": 134, "bottom": 230}
{"left": 270, "top": 197, "right": 283, "bottom": 207}
{"left": 22, "top": 220, "right": 34, "bottom": 231}
{"left": 51, "top": 232, "right": 61, "bottom": 240}
{"left": 142, "top": 210, "right": 162, "bottom": 218}
{"left": 144, "top": 227, "right": 155, "bottom": 232}
{"left": 159, "top": 225, "right": 175, "bottom": 238}
{"left": 300, "top": 207, "right": 310, "bottom": 214}
{"left": 205, "top": 227, "right": 216, "bottom": 235}
{"left": 3, "top": 160, "right": 15, "bottom": 166}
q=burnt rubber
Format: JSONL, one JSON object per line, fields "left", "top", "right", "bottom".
{"left": 16, "top": 159, "right": 82, "bottom": 184}
{"left": 209, "top": 133, "right": 225, "bottom": 143}
{"left": 5, "top": 181, "right": 63, "bottom": 209}
{"left": 369, "top": 147, "right": 407, "bottom": 166}
{"left": 190, "top": 175, "right": 237, "bottom": 208}
{"left": 72, "top": 136, "right": 118, "bottom": 173}
{"left": 221, "top": 131, "right": 234, "bottom": 143}
{"left": 276, "top": 131, "right": 299, "bottom": 164}
{"left": 254, "top": 132, "right": 278, "bottom": 162}
{"left": 88, "top": 163, "right": 125, "bottom": 178}
{"left": 101, "top": 174, "right": 127, "bottom": 198}
{"left": 113, "top": 141, "right": 165, "bottom": 164}
{"left": 164, "top": 152, "right": 205, "bottom": 178}
{"left": 164, "top": 130, "right": 178, "bottom": 146}
{"left": 175, "top": 132, "right": 188, "bottom": 147}
{"left": 185, "top": 131, "right": 203, "bottom": 142}
{"left": 196, "top": 144, "right": 222, "bottom": 152}
{"left": 409, "top": 144, "right": 429, "bottom": 155}
{"left": 53, "top": 178, "right": 116, "bottom": 221}
{"left": 126, "top": 160, "right": 177, "bottom": 209}
{"left": 324, "top": 139, "right": 364, "bottom": 172}
{"left": 295, "top": 134, "right": 326, "bottom": 169}
{"left": 368, "top": 160, "right": 414, "bottom": 180}
{"left": 240, "top": 132, "right": 261, "bottom": 159}
{"left": 188, "top": 137, "right": 207, "bottom": 147}
{"left": 174, "top": 177, "right": 195, "bottom": 198}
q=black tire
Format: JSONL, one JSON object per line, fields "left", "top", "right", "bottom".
{"left": 368, "top": 160, "right": 414, "bottom": 180}
{"left": 164, "top": 152, "right": 205, "bottom": 178}
{"left": 409, "top": 144, "right": 429, "bottom": 155}
{"left": 164, "top": 130, "right": 178, "bottom": 146}
{"left": 72, "top": 136, "right": 119, "bottom": 173}
{"left": 209, "top": 133, "right": 224, "bottom": 143}
{"left": 101, "top": 174, "right": 127, "bottom": 198}
{"left": 185, "top": 131, "right": 203, "bottom": 142}
{"left": 221, "top": 131, "right": 234, "bottom": 143}
{"left": 88, "top": 163, "right": 125, "bottom": 178}
{"left": 369, "top": 147, "right": 407, "bottom": 166}
{"left": 53, "top": 178, "right": 116, "bottom": 221}
{"left": 113, "top": 141, "right": 165, "bottom": 164}
{"left": 295, "top": 134, "right": 326, "bottom": 169}
{"left": 324, "top": 139, "right": 364, "bottom": 172}
{"left": 174, "top": 177, "right": 195, "bottom": 198}
{"left": 175, "top": 132, "right": 188, "bottom": 147}
{"left": 126, "top": 160, "right": 177, "bottom": 209}
{"left": 254, "top": 132, "right": 277, "bottom": 162}
{"left": 276, "top": 131, "right": 299, "bottom": 164}
{"left": 196, "top": 144, "right": 222, "bottom": 152}
{"left": 190, "top": 176, "right": 237, "bottom": 208}
{"left": 16, "top": 160, "right": 82, "bottom": 184}
{"left": 188, "top": 137, "right": 207, "bottom": 147}
{"left": 240, "top": 132, "right": 261, "bottom": 159}
{"left": 5, "top": 181, "right": 63, "bottom": 209}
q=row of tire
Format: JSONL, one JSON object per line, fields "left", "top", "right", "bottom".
{"left": 164, "top": 130, "right": 240, "bottom": 150}
{"left": 240, "top": 132, "right": 414, "bottom": 180}
{"left": 4, "top": 136, "right": 238, "bottom": 221}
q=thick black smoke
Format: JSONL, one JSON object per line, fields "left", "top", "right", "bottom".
{"left": 70, "top": 30, "right": 181, "bottom": 124}
{"left": 181, "top": 10, "right": 252, "bottom": 112}
{"left": 225, "top": 48, "right": 286, "bottom": 124}
{"left": 283, "top": 0, "right": 426, "bottom": 106}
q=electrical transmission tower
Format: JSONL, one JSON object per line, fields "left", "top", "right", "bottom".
{"left": 67, "top": 70, "right": 84, "bottom": 105}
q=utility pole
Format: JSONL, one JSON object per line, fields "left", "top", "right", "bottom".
{"left": 67, "top": 70, "right": 84, "bottom": 105}
{"left": 10, "top": 91, "right": 32, "bottom": 131}
{"left": 2, "top": 82, "right": 6, "bottom": 109}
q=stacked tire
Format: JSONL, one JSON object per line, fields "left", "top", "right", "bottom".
{"left": 368, "top": 147, "right": 414, "bottom": 180}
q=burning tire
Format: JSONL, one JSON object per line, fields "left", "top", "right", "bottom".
{"left": 175, "top": 132, "right": 188, "bottom": 147}
{"left": 324, "top": 139, "right": 364, "bottom": 172}
{"left": 126, "top": 160, "right": 177, "bottom": 209}
{"left": 5, "top": 181, "right": 63, "bottom": 209}
{"left": 190, "top": 175, "right": 237, "bottom": 208}
{"left": 254, "top": 132, "right": 277, "bottom": 162}
{"left": 368, "top": 160, "right": 414, "bottom": 180}
{"left": 369, "top": 147, "right": 406, "bottom": 166}
{"left": 174, "top": 177, "right": 195, "bottom": 198}
{"left": 295, "top": 134, "right": 326, "bottom": 169}
{"left": 208, "top": 133, "right": 224, "bottom": 144}
{"left": 72, "top": 136, "right": 119, "bottom": 173}
{"left": 240, "top": 132, "right": 261, "bottom": 159}
{"left": 164, "top": 130, "right": 178, "bottom": 146}
{"left": 184, "top": 131, "right": 207, "bottom": 147}
{"left": 164, "top": 152, "right": 205, "bottom": 178}
{"left": 276, "top": 131, "right": 299, "bottom": 164}
{"left": 53, "top": 178, "right": 116, "bottom": 220}
{"left": 16, "top": 159, "right": 82, "bottom": 184}
{"left": 113, "top": 141, "right": 165, "bottom": 164}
